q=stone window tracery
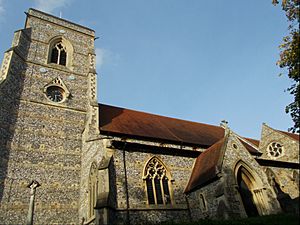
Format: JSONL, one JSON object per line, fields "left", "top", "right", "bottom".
{"left": 267, "top": 142, "right": 284, "bottom": 158}
{"left": 47, "top": 37, "right": 73, "bottom": 69}
{"left": 143, "top": 157, "right": 172, "bottom": 205}
{"left": 50, "top": 42, "right": 67, "bottom": 66}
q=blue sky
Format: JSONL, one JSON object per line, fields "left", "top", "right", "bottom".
{"left": 0, "top": 0, "right": 294, "bottom": 138}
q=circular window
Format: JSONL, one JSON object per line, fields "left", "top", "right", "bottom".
{"left": 46, "top": 86, "right": 65, "bottom": 103}
{"left": 267, "top": 142, "right": 284, "bottom": 158}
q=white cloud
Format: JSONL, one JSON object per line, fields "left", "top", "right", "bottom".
{"left": 33, "top": 0, "right": 72, "bottom": 14}
{"left": 0, "top": 0, "right": 5, "bottom": 19}
{"left": 95, "top": 48, "right": 105, "bottom": 69}
{"left": 95, "top": 47, "right": 120, "bottom": 70}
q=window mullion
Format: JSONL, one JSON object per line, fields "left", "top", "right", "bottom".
{"left": 89, "top": 185, "right": 92, "bottom": 217}
{"left": 160, "top": 178, "right": 165, "bottom": 205}
{"left": 92, "top": 184, "right": 94, "bottom": 215}
{"left": 94, "top": 182, "right": 97, "bottom": 209}
{"left": 152, "top": 178, "right": 157, "bottom": 205}
{"left": 57, "top": 50, "right": 61, "bottom": 65}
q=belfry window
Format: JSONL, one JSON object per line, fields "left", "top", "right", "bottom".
{"left": 50, "top": 42, "right": 67, "bottom": 66}
{"left": 143, "top": 157, "right": 172, "bottom": 205}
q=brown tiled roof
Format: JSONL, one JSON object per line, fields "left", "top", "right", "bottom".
{"left": 239, "top": 138, "right": 261, "bottom": 155}
{"left": 278, "top": 130, "right": 299, "bottom": 142}
{"left": 99, "top": 104, "right": 225, "bottom": 147}
{"left": 184, "top": 138, "right": 226, "bottom": 193}
{"left": 244, "top": 138, "right": 260, "bottom": 147}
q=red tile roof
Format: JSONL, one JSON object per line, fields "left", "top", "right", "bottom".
{"left": 278, "top": 130, "right": 299, "bottom": 142}
{"left": 244, "top": 138, "right": 260, "bottom": 147}
{"left": 239, "top": 138, "right": 261, "bottom": 155}
{"left": 99, "top": 104, "right": 225, "bottom": 147}
{"left": 184, "top": 138, "right": 226, "bottom": 193}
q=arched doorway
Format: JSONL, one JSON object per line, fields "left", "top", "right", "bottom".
{"left": 237, "top": 167, "right": 259, "bottom": 217}
{"left": 235, "top": 161, "right": 268, "bottom": 217}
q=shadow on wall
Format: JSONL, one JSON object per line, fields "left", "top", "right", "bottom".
{"left": 274, "top": 180, "right": 299, "bottom": 214}
{"left": 266, "top": 168, "right": 299, "bottom": 215}
{"left": 108, "top": 155, "right": 117, "bottom": 224}
{"left": 106, "top": 152, "right": 190, "bottom": 225}
{"left": 0, "top": 28, "right": 31, "bottom": 202}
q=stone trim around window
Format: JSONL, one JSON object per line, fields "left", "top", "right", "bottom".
{"left": 47, "top": 36, "right": 74, "bottom": 69}
{"left": 267, "top": 142, "right": 284, "bottom": 159}
{"left": 43, "top": 77, "right": 70, "bottom": 104}
{"left": 143, "top": 157, "right": 173, "bottom": 206}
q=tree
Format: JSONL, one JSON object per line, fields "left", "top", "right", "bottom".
{"left": 272, "top": 0, "right": 300, "bottom": 133}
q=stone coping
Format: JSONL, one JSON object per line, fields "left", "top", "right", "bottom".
{"left": 27, "top": 8, "right": 95, "bottom": 36}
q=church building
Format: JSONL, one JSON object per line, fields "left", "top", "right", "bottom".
{"left": 0, "top": 8, "right": 299, "bottom": 225}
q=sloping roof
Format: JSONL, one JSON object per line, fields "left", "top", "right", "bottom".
{"left": 99, "top": 104, "right": 225, "bottom": 147}
{"left": 277, "top": 130, "right": 299, "bottom": 142}
{"left": 239, "top": 138, "right": 261, "bottom": 155}
{"left": 184, "top": 138, "right": 226, "bottom": 193}
{"left": 244, "top": 138, "right": 260, "bottom": 147}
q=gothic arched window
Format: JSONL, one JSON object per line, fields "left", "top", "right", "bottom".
{"left": 48, "top": 37, "right": 73, "bottom": 68}
{"left": 143, "top": 157, "right": 172, "bottom": 205}
{"left": 50, "top": 42, "right": 67, "bottom": 66}
{"left": 88, "top": 163, "right": 98, "bottom": 218}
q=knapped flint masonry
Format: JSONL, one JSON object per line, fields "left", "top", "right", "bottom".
{"left": 0, "top": 8, "right": 299, "bottom": 225}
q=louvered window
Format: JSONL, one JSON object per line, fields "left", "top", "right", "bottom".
{"left": 144, "top": 157, "right": 172, "bottom": 205}
{"left": 50, "top": 42, "right": 67, "bottom": 66}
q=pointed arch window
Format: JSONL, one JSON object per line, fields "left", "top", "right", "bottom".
{"left": 88, "top": 163, "right": 98, "bottom": 218}
{"left": 143, "top": 157, "right": 172, "bottom": 205}
{"left": 48, "top": 37, "right": 73, "bottom": 68}
{"left": 50, "top": 42, "right": 67, "bottom": 66}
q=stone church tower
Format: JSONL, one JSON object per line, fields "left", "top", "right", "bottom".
{"left": 0, "top": 8, "right": 98, "bottom": 224}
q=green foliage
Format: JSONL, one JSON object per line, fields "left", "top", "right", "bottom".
{"left": 273, "top": 0, "right": 300, "bottom": 133}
